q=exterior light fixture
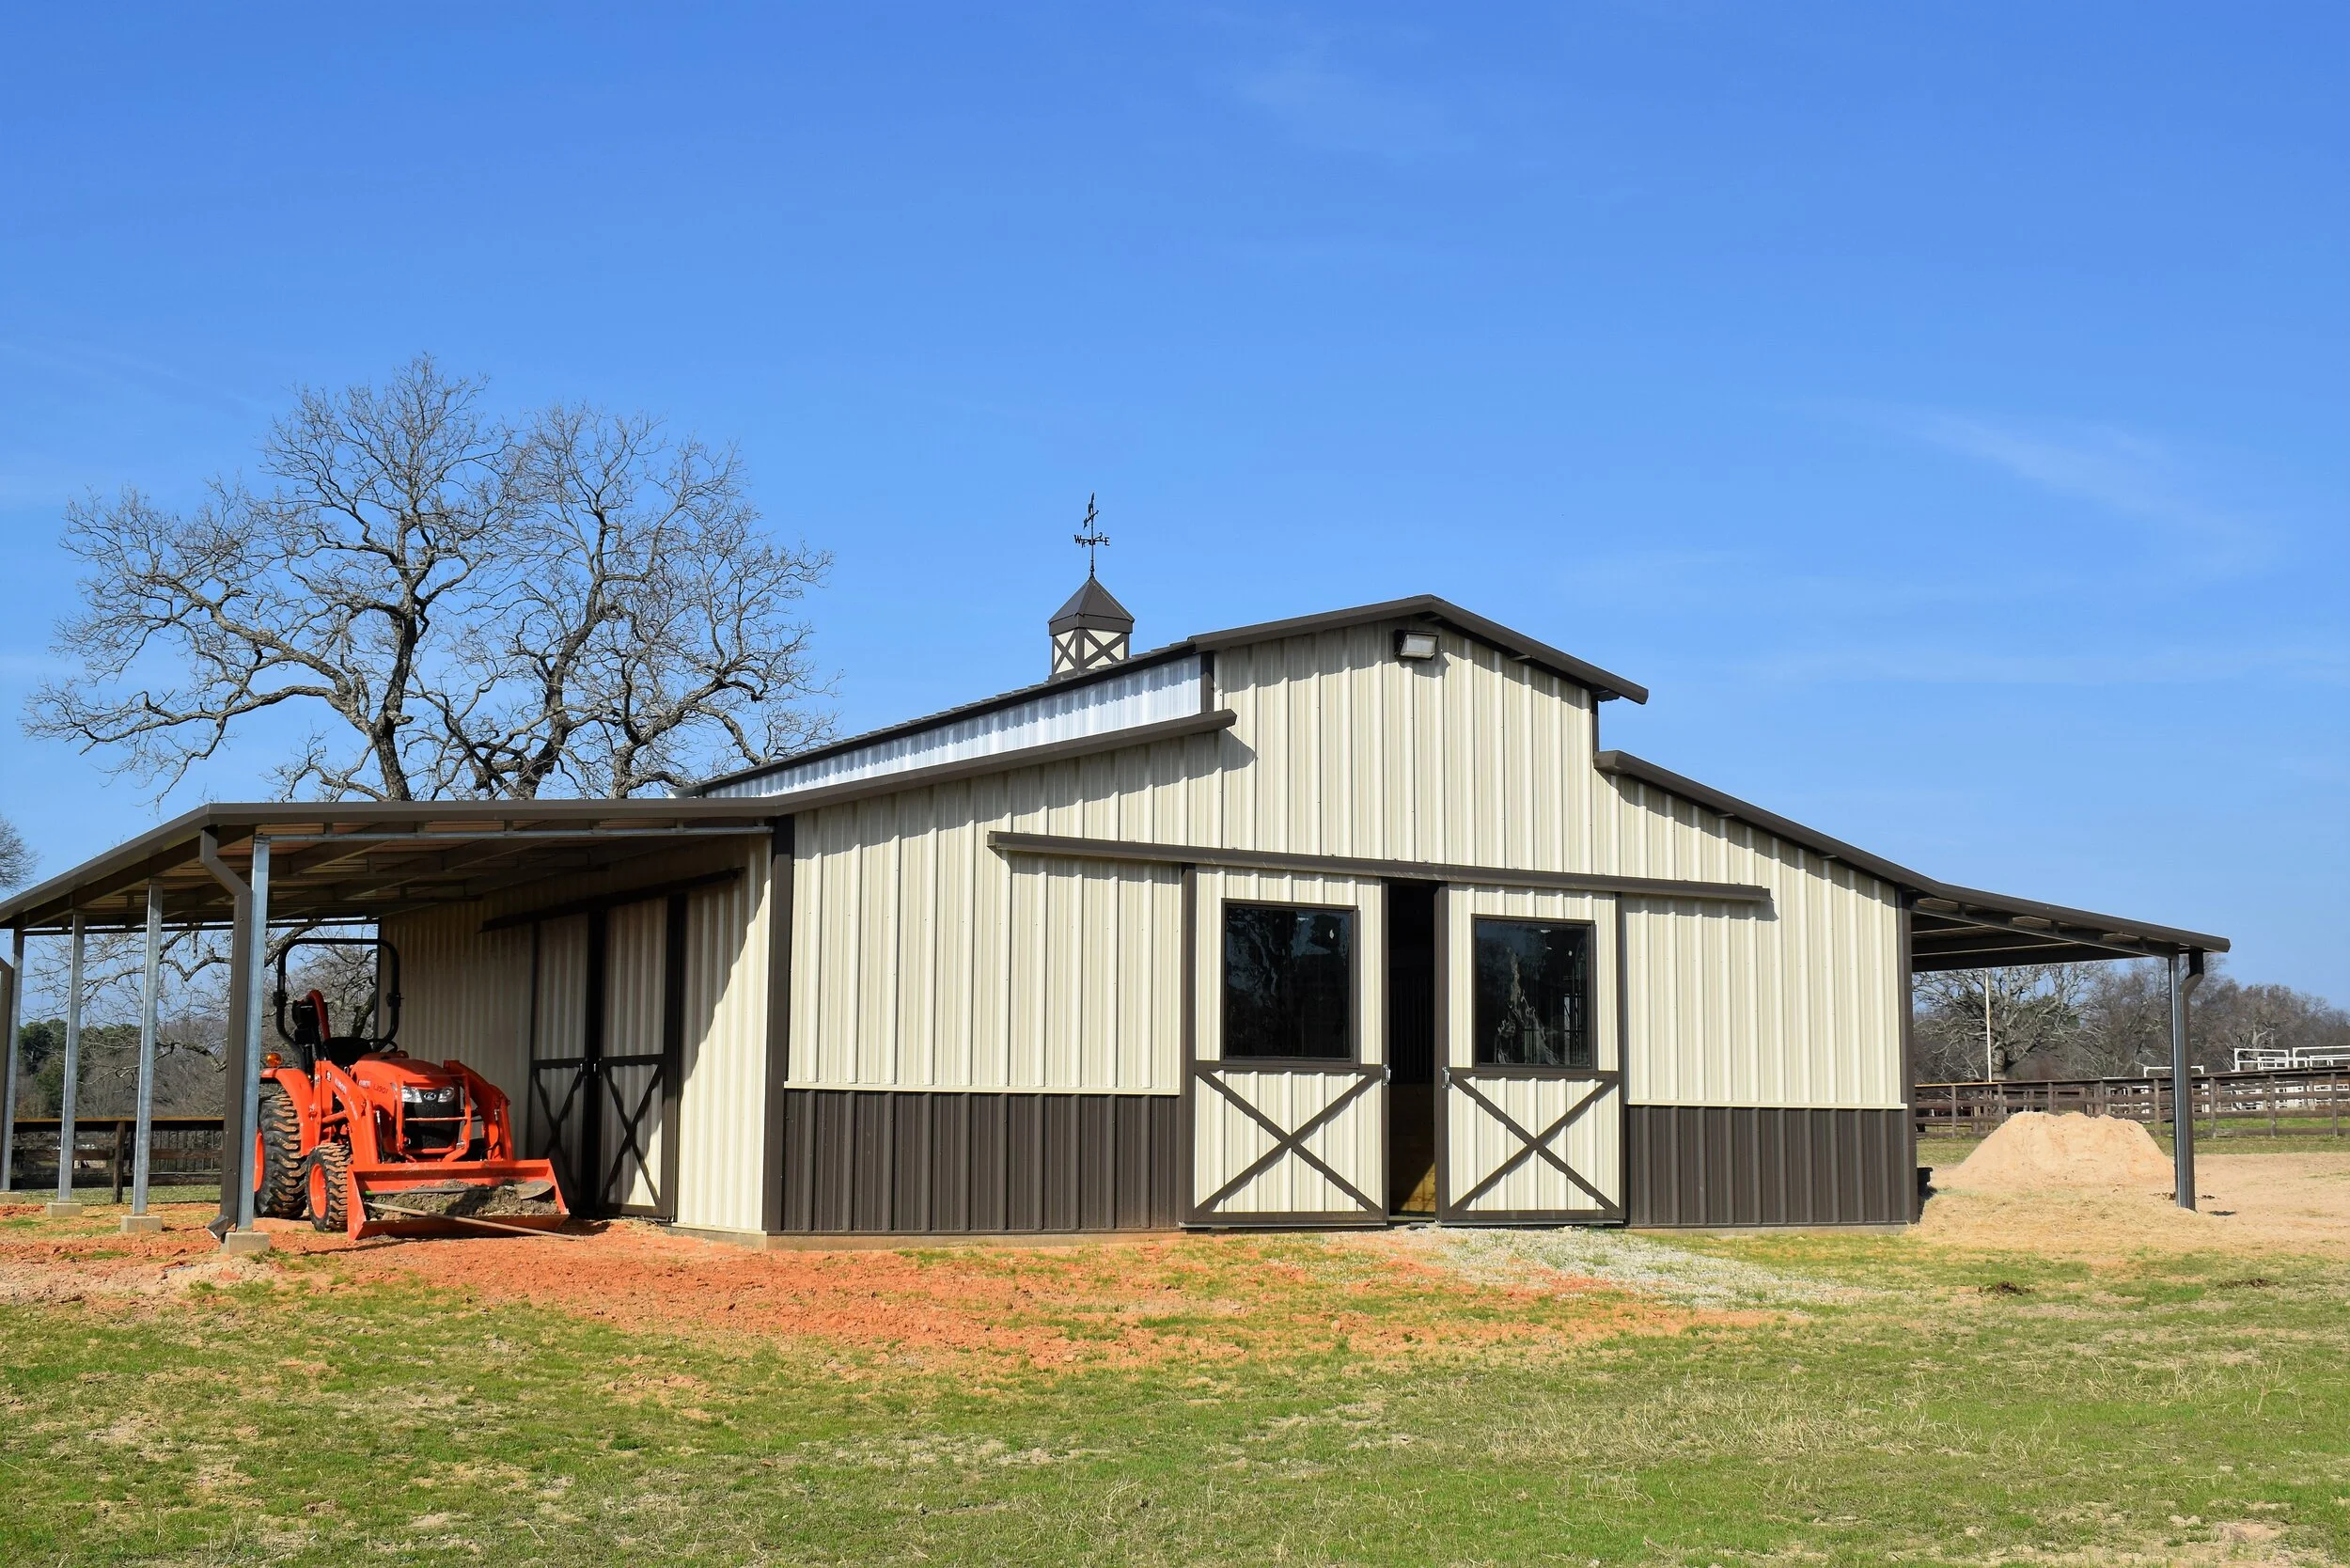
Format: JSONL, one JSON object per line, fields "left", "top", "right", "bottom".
{"left": 1394, "top": 629, "right": 1440, "bottom": 661}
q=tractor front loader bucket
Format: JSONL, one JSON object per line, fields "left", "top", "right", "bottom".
{"left": 343, "top": 1158, "right": 571, "bottom": 1240}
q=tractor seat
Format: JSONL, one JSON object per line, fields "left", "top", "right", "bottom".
{"left": 317, "top": 1036, "right": 377, "bottom": 1069}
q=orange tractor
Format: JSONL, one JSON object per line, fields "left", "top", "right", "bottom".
{"left": 254, "top": 937, "right": 568, "bottom": 1239}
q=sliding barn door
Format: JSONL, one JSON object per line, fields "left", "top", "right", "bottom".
{"left": 525, "top": 898, "right": 684, "bottom": 1220}
{"left": 1186, "top": 872, "right": 1386, "bottom": 1228}
{"left": 1436, "top": 888, "right": 1623, "bottom": 1225}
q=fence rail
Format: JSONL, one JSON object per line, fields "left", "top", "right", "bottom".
{"left": 1917, "top": 1069, "right": 2350, "bottom": 1139}
{"left": 5, "top": 1117, "right": 226, "bottom": 1200}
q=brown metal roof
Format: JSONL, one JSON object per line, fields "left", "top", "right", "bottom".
{"left": 1593, "top": 750, "right": 2228, "bottom": 964}
{"left": 0, "top": 800, "right": 786, "bottom": 933}
{"left": 1048, "top": 575, "right": 1135, "bottom": 632}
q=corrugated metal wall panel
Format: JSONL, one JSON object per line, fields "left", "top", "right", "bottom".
{"left": 379, "top": 905, "right": 534, "bottom": 1104}
{"left": 1601, "top": 779, "right": 1904, "bottom": 1110}
{"left": 787, "top": 618, "right": 1606, "bottom": 1096}
{"left": 532, "top": 917, "right": 589, "bottom": 1065}
{"left": 776, "top": 1089, "right": 1179, "bottom": 1232}
{"left": 791, "top": 777, "right": 1188, "bottom": 1092}
{"left": 1208, "top": 622, "right": 1596, "bottom": 870}
{"left": 602, "top": 897, "right": 668, "bottom": 1213}
{"left": 672, "top": 841, "right": 773, "bottom": 1233}
{"left": 1623, "top": 1105, "right": 1911, "bottom": 1227}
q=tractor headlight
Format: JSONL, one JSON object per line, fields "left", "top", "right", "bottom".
{"left": 400, "top": 1086, "right": 461, "bottom": 1108}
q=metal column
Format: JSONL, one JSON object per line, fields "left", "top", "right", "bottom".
{"left": 234, "top": 838, "right": 271, "bottom": 1233}
{"left": 199, "top": 830, "right": 267, "bottom": 1247}
{"left": 127, "top": 884, "right": 164, "bottom": 1229}
{"left": 0, "top": 925, "right": 21, "bottom": 1193}
{"left": 53, "top": 915, "right": 86, "bottom": 1213}
{"left": 2169, "top": 949, "right": 2206, "bottom": 1212}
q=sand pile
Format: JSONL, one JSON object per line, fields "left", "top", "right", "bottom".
{"left": 1941, "top": 1111, "right": 2175, "bottom": 1194}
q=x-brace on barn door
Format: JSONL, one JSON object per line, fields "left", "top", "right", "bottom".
{"left": 1436, "top": 1066, "right": 1624, "bottom": 1224}
{"left": 1187, "top": 1060, "right": 1387, "bottom": 1227}
{"left": 527, "top": 896, "right": 686, "bottom": 1220}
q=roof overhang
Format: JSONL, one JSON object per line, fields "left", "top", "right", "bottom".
{"left": 0, "top": 800, "right": 787, "bottom": 933}
{"left": 1592, "top": 750, "right": 2228, "bottom": 967}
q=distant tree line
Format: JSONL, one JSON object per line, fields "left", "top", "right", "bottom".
{"left": 1914, "top": 958, "right": 2350, "bottom": 1083}
{"left": 10, "top": 1017, "right": 224, "bottom": 1119}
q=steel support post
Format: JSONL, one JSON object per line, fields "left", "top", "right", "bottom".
{"left": 198, "top": 831, "right": 256, "bottom": 1242}
{"left": 2170, "top": 949, "right": 2206, "bottom": 1212}
{"left": 235, "top": 838, "right": 270, "bottom": 1232}
{"left": 127, "top": 884, "right": 164, "bottom": 1227}
{"left": 0, "top": 926, "right": 21, "bottom": 1193}
{"left": 51, "top": 916, "right": 88, "bottom": 1214}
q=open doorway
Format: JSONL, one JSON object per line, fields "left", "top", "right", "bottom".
{"left": 1386, "top": 880, "right": 1440, "bottom": 1215}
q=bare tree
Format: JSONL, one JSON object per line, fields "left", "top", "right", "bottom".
{"left": 0, "top": 814, "right": 30, "bottom": 890}
{"left": 1913, "top": 956, "right": 2350, "bottom": 1082}
{"left": 20, "top": 926, "right": 232, "bottom": 1118}
{"left": 29, "top": 357, "right": 830, "bottom": 801}
{"left": 1913, "top": 964, "right": 2089, "bottom": 1080}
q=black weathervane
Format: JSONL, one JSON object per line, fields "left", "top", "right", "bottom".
{"left": 1073, "top": 494, "right": 1109, "bottom": 578}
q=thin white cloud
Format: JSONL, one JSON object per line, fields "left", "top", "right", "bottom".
{"left": 1866, "top": 407, "right": 2274, "bottom": 572}
{"left": 1229, "top": 54, "right": 1458, "bottom": 159}
{"left": 1731, "top": 641, "right": 2350, "bottom": 689}
{"left": 0, "top": 338, "right": 271, "bottom": 416}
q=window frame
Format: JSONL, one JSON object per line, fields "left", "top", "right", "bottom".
{"left": 1215, "top": 897, "right": 1362, "bottom": 1066}
{"left": 1468, "top": 914, "right": 1599, "bottom": 1072}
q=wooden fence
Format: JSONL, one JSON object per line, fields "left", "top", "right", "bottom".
{"left": 5, "top": 1117, "right": 226, "bottom": 1200}
{"left": 1916, "top": 1069, "right": 2350, "bottom": 1139}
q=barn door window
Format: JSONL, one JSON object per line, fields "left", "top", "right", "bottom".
{"left": 1221, "top": 902, "right": 1355, "bottom": 1060}
{"left": 1472, "top": 918, "right": 1593, "bottom": 1069}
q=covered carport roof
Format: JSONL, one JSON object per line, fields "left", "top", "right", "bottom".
{"left": 1592, "top": 751, "right": 2228, "bottom": 969}
{"left": 0, "top": 800, "right": 788, "bottom": 933}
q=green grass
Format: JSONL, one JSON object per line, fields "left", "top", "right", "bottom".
{"left": 8, "top": 1215, "right": 2350, "bottom": 1567}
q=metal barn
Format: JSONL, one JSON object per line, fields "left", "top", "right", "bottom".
{"left": 0, "top": 586, "right": 2229, "bottom": 1247}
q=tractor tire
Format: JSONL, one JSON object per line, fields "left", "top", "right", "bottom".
{"left": 254, "top": 1083, "right": 307, "bottom": 1220}
{"left": 309, "top": 1140, "right": 352, "bottom": 1234}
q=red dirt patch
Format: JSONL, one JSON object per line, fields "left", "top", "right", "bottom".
{"left": 0, "top": 1203, "right": 1716, "bottom": 1372}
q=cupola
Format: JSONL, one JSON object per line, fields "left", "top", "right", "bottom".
{"left": 1048, "top": 575, "right": 1134, "bottom": 679}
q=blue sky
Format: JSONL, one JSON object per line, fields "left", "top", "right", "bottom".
{"left": 2, "top": 5, "right": 2343, "bottom": 1001}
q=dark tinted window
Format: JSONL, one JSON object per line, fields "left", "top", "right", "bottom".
{"left": 1222, "top": 903, "right": 1354, "bottom": 1060}
{"left": 1473, "top": 919, "right": 1593, "bottom": 1068}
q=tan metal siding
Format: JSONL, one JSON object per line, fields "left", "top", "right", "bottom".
{"left": 1206, "top": 622, "right": 1596, "bottom": 869}
{"left": 673, "top": 843, "right": 773, "bottom": 1233}
{"left": 603, "top": 897, "right": 668, "bottom": 1212}
{"left": 531, "top": 917, "right": 590, "bottom": 1072}
{"left": 791, "top": 764, "right": 1189, "bottom": 1093}
{"left": 379, "top": 906, "right": 533, "bottom": 1105}
{"left": 787, "top": 618, "right": 1599, "bottom": 1095}
{"left": 1598, "top": 778, "right": 1904, "bottom": 1109}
